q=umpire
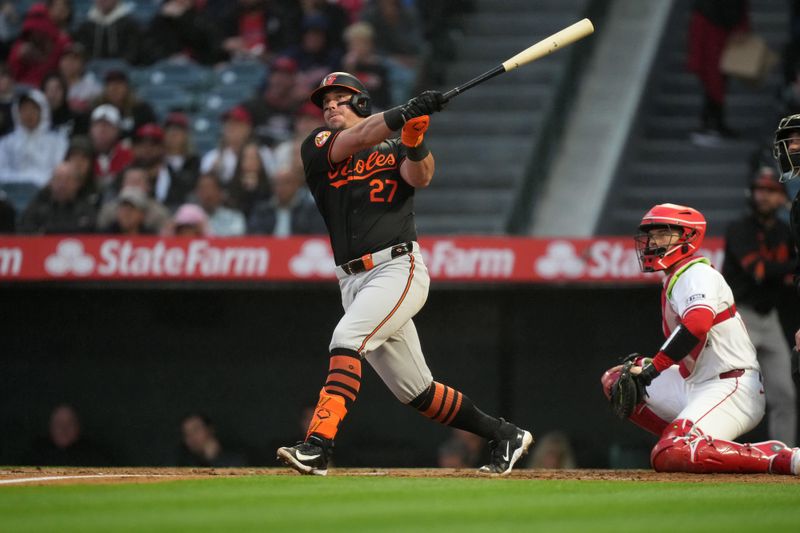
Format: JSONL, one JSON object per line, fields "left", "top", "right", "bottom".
{"left": 774, "top": 114, "right": 800, "bottom": 390}
{"left": 723, "top": 166, "right": 797, "bottom": 446}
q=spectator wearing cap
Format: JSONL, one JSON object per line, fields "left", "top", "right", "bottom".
{"left": 105, "top": 185, "right": 156, "bottom": 234}
{"left": 271, "top": 101, "right": 323, "bottom": 174}
{"left": 65, "top": 135, "right": 98, "bottom": 203}
{"left": 19, "top": 161, "right": 97, "bottom": 234}
{"left": 297, "top": 0, "right": 348, "bottom": 51}
{"left": 7, "top": 3, "right": 71, "bottom": 87}
{"left": 247, "top": 163, "right": 325, "bottom": 237}
{"left": 41, "top": 72, "right": 78, "bottom": 137}
{"left": 0, "top": 63, "right": 16, "bottom": 137}
{"left": 0, "top": 89, "right": 68, "bottom": 189}
{"left": 167, "top": 202, "right": 208, "bottom": 237}
{"left": 220, "top": 0, "right": 298, "bottom": 61}
{"left": 200, "top": 105, "right": 274, "bottom": 182}
{"left": 89, "top": 103, "right": 132, "bottom": 195}
{"left": 243, "top": 56, "right": 305, "bottom": 148}
{"left": 723, "top": 166, "right": 797, "bottom": 446}
{"left": 58, "top": 42, "right": 102, "bottom": 114}
{"left": 227, "top": 140, "right": 272, "bottom": 219}
{"left": 140, "top": 0, "right": 226, "bottom": 66}
{"left": 163, "top": 111, "right": 200, "bottom": 184}
{"left": 132, "top": 122, "right": 195, "bottom": 210}
{"left": 73, "top": 0, "right": 141, "bottom": 64}
{"left": 192, "top": 173, "right": 245, "bottom": 236}
{"left": 97, "top": 165, "right": 169, "bottom": 232}
{"left": 285, "top": 14, "right": 343, "bottom": 95}
{"left": 342, "top": 22, "right": 391, "bottom": 109}
{"left": 94, "top": 69, "right": 157, "bottom": 140}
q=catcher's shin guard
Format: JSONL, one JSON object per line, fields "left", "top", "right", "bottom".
{"left": 650, "top": 419, "right": 795, "bottom": 474}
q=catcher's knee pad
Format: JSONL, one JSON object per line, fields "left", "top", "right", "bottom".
{"left": 650, "top": 435, "right": 693, "bottom": 472}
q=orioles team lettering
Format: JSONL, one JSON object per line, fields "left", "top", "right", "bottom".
{"left": 328, "top": 152, "right": 397, "bottom": 188}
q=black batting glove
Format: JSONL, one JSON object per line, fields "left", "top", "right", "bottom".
{"left": 401, "top": 91, "right": 446, "bottom": 121}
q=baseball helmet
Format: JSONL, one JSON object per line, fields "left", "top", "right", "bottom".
{"left": 634, "top": 203, "right": 707, "bottom": 272}
{"left": 773, "top": 113, "right": 800, "bottom": 181}
{"left": 310, "top": 72, "right": 372, "bottom": 117}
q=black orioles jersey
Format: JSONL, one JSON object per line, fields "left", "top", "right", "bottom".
{"left": 301, "top": 126, "right": 418, "bottom": 265}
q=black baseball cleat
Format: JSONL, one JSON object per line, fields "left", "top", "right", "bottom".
{"left": 478, "top": 420, "right": 534, "bottom": 476}
{"left": 277, "top": 435, "right": 333, "bottom": 476}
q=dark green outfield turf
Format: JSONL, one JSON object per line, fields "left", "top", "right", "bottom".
{"left": 2, "top": 476, "right": 799, "bottom": 532}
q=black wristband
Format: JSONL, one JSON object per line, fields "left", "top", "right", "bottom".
{"left": 406, "top": 141, "right": 430, "bottom": 161}
{"left": 660, "top": 324, "right": 701, "bottom": 360}
{"left": 638, "top": 364, "right": 660, "bottom": 386}
{"left": 383, "top": 107, "right": 406, "bottom": 131}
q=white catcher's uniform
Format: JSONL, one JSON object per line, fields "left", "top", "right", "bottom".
{"left": 644, "top": 258, "right": 765, "bottom": 440}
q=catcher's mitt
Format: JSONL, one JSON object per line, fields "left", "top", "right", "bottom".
{"left": 609, "top": 355, "right": 648, "bottom": 420}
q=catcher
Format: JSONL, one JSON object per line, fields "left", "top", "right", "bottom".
{"left": 601, "top": 203, "right": 800, "bottom": 475}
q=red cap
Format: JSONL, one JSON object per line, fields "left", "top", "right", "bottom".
{"left": 164, "top": 111, "right": 189, "bottom": 129}
{"left": 134, "top": 123, "right": 164, "bottom": 142}
{"left": 223, "top": 105, "right": 252, "bottom": 125}
{"left": 271, "top": 56, "right": 298, "bottom": 74}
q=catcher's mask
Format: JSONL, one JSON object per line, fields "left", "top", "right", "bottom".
{"left": 310, "top": 72, "right": 372, "bottom": 118}
{"left": 634, "top": 203, "right": 706, "bottom": 272}
{"left": 773, "top": 113, "right": 800, "bottom": 182}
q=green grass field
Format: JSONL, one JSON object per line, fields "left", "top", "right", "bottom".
{"left": 2, "top": 475, "right": 799, "bottom": 533}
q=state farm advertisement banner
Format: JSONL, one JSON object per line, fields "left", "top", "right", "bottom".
{"left": 0, "top": 236, "right": 725, "bottom": 283}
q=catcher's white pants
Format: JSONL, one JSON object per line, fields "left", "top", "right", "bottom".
{"left": 644, "top": 366, "right": 766, "bottom": 440}
{"left": 330, "top": 243, "right": 433, "bottom": 403}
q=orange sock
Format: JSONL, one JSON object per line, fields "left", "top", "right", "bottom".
{"left": 306, "top": 389, "right": 348, "bottom": 440}
{"left": 306, "top": 353, "right": 362, "bottom": 440}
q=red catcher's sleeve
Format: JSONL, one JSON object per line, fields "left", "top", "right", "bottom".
{"left": 682, "top": 306, "right": 715, "bottom": 338}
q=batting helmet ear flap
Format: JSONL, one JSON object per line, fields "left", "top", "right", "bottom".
{"left": 349, "top": 93, "right": 372, "bottom": 117}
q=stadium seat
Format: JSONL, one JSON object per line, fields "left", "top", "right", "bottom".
{"left": 86, "top": 58, "right": 132, "bottom": 79}
{"left": 214, "top": 61, "right": 267, "bottom": 91}
{"left": 137, "top": 85, "right": 194, "bottom": 117}
{"left": 145, "top": 62, "right": 213, "bottom": 92}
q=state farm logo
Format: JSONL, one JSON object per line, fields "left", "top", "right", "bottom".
{"left": 45, "top": 239, "right": 95, "bottom": 276}
{"left": 289, "top": 239, "right": 335, "bottom": 277}
{"left": 535, "top": 240, "right": 648, "bottom": 280}
{"left": 423, "top": 240, "right": 514, "bottom": 278}
{"left": 535, "top": 241, "right": 585, "bottom": 279}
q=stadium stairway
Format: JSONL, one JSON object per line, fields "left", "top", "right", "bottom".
{"left": 418, "top": 0, "right": 593, "bottom": 234}
{"left": 596, "top": 0, "right": 790, "bottom": 237}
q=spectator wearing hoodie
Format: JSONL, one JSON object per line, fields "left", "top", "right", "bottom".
{"left": 0, "top": 89, "right": 68, "bottom": 188}
{"left": 7, "top": 3, "right": 71, "bottom": 87}
{"left": 73, "top": 0, "right": 141, "bottom": 64}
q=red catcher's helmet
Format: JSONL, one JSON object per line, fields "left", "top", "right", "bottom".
{"left": 634, "top": 203, "right": 707, "bottom": 272}
{"left": 310, "top": 72, "right": 371, "bottom": 117}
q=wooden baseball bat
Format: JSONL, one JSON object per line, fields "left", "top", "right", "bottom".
{"left": 442, "top": 18, "right": 595, "bottom": 102}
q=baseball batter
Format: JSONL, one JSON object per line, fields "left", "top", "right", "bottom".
{"left": 601, "top": 203, "right": 800, "bottom": 474}
{"left": 276, "top": 72, "right": 533, "bottom": 476}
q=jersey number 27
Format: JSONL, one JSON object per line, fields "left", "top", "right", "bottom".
{"left": 370, "top": 179, "right": 398, "bottom": 203}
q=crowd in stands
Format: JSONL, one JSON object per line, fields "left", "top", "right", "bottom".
{"left": 0, "top": 0, "right": 471, "bottom": 236}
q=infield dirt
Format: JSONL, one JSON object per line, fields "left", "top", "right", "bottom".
{"left": 2, "top": 467, "right": 799, "bottom": 486}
